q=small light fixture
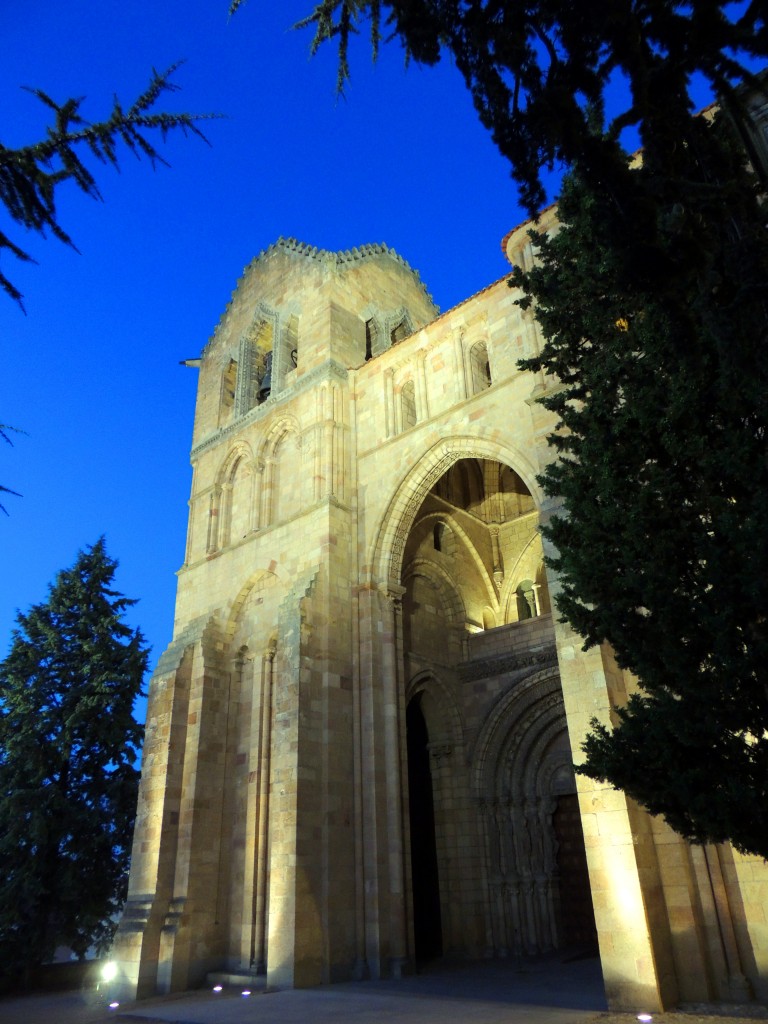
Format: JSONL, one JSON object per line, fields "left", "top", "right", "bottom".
{"left": 101, "top": 961, "right": 118, "bottom": 982}
{"left": 241, "top": 989, "right": 252, "bottom": 997}
{"left": 637, "top": 1015, "right": 653, "bottom": 1022}
{"left": 109, "top": 1002, "right": 120, "bottom": 1010}
{"left": 212, "top": 985, "right": 223, "bottom": 992}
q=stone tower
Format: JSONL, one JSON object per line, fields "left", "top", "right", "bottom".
{"left": 111, "top": 234, "right": 768, "bottom": 1011}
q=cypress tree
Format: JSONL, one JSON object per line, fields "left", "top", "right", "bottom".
{"left": 515, "top": 111, "right": 768, "bottom": 857}
{"left": 0, "top": 539, "right": 147, "bottom": 979}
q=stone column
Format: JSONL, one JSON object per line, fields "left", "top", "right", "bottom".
{"left": 351, "top": 588, "right": 369, "bottom": 979}
{"left": 261, "top": 457, "right": 275, "bottom": 528}
{"left": 252, "top": 459, "right": 265, "bottom": 531}
{"left": 416, "top": 351, "right": 429, "bottom": 421}
{"left": 205, "top": 486, "right": 221, "bottom": 554}
{"left": 689, "top": 844, "right": 751, "bottom": 1002}
{"left": 238, "top": 645, "right": 274, "bottom": 972}
{"left": 382, "top": 584, "right": 409, "bottom": 975}
{"left": 252, "top": 645, "right": 275, "bottom": 973}
{"left": 454, "top": 329, "right": 468, "bottom": 401}
{"left": 554, "top": 614, "right": 678, "bottom": 1011}
{"left": 384, "top": 369, "right": 395, "bottom": 439}
{"left": 109, "top": 647, "right": 193, "bottom": 1001}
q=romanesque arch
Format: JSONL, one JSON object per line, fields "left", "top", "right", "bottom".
{"left": 471, "top": 671, "right": 575, "bottom": 955}
{"left": 257, "top": 414, "right": 303, "bottom": 527}
{"left": 368, "top": 436, "right": 596, "bottom": 966}
{"left": 213, "top": 441, "right": 255, "bottom": 550}
{"left": 370, "top": 434, "right": 544, "bottom": 588}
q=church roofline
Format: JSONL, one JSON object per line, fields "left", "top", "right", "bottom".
{"left": 500, "top": 203, "right": 557, "bottom": 266}
{"left": 203, "top": 237, "right": 437, "bottom": 354}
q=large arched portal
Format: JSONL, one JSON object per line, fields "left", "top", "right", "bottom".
{"left": 399, "top": 457, "right": 596, "bottom": 961}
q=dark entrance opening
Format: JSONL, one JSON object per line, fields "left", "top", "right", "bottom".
{"left": 553, "top": 793, "right": 599, "bottom": 951}
{"left": 406, "top": 696, "right": 443, "bottom": 963}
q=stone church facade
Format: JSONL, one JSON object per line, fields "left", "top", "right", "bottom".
{"left": 111, "top": 226, "right": 768, "bottom": 1011}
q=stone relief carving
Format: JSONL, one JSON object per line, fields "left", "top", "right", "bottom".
{"left": 458, "top": 646, "right": 557, "bottom": 683}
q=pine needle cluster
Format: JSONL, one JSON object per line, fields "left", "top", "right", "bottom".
{"left": 0, "top": 63, "right": 215, "bottom": 309}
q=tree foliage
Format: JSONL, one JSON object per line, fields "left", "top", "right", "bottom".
{"left": 0, "top": 424, "right": 23, "bottom": 515}
{"left": 0, "top": 63, "right": 213, "bottom": 309}
{"left": 514, "top": 109, "right": 768, "bottom": 856}
{"left": 0, "top": 539, "right": 148, "bottom": 978}
{"left": 236, "top": 0, "right": 768, "bottom": 211}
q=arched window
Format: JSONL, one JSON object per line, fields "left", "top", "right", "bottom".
{"left": 365, "top": 319, "right": 377, "bottom": 361}
{"left": 218, "top": 359, "right": 238, "bottom": 427}
{"left": 469, "top": 341, "right": 492, "bottom": 394}
{"left": 391, "top": 318, "right": 410, "bottom": 345}
{"left": 401, "top": 380, "right": 417, "bottom": 430}
{"left": 516, "top": 579, "right": 538, "bottom": 620}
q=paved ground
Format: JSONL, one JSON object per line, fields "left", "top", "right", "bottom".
{"left": 0, "top": 954, "right": 605, "bottom": 1024}
{"left": 0, "top": 954, "right": 766, "bottom": 1024}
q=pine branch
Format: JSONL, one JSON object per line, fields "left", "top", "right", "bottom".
{"left": 0, "top": 63, "right": 219, "bottom": 310}
{"left": 0, "top": 424, "right": 25, "bottom": 515}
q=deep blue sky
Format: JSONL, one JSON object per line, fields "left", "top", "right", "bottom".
{"left": 0, "top": 2, "right": 527, "bottom": 713}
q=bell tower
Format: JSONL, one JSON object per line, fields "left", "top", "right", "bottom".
{"left": 110, "top": 239, "right": 438, "bottom": 997}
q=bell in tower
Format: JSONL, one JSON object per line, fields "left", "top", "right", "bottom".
{"left": 258, "top": 351, "right": 273, "bottom": 403}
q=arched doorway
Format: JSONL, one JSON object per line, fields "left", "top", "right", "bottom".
{"left": 406, "top": 695, "right": 443, "bottom": 963}
{"left": 392, "top": 452, "right": 595, "bottom": 963}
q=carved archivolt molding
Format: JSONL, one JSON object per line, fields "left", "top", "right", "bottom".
{"left": 389, "top": 448, "right": 488, "bottom": 578}
{"left": 216, "top": 441, "right": 255, "bottom": 488}
{"left": 375, "top": 436, "right": 542, "bottom": 584}
{"left": 469, "top": 669, "right": 564, "bottom": 800}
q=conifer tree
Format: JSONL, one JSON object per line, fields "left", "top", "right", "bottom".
{"left": 515, "top": 111, "right": 768, "bottom": 857}
{"left": 0, "top": 539, "right": 148, "bottom": 978}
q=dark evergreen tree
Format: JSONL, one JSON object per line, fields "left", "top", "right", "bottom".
{"left": 1, "top": 63, "right": 214, "bottom": 309}
{"left": 0, "top": 539, "right": 148, "bottom": 979}
{"left": 514, "top": 111, "right": 768, "bottom": 857}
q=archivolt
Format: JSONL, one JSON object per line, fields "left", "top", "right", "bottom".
{"left": 371, "top": 434, "right": 543, "bottom": 588}
{"left": 405, "top": 669, "right": 464, "bottom": 750}
{"left": 258, "top": 412, "right": 302, "bottom": 462}
{"left": 402, "top": 558, "right": 467, "bottom": 627}
{"left": 469, "top": 669, "right": 566, "bottom": 803}
{"left": 223, "top": 568, "right": 280, "bottom": 644}
{"left": 216, "top": 439, "right": 255, "bottom": 487}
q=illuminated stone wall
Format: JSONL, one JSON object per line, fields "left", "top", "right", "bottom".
{"left": 110, "top": 235, "right": 768, "bottom": 1012}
